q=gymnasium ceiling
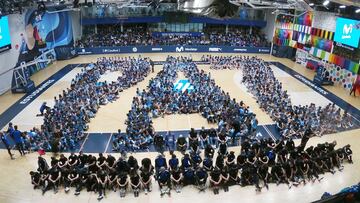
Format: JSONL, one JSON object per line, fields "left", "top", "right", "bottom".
{"left": 0, "top": 0, "right": 359, "bottom": 19}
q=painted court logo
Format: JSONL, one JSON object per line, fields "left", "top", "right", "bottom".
{"left": 173, "top": 79, "right": 194, "bottom": 93}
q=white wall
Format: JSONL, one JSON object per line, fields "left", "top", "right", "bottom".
{"left": 261, "top": 9, "right": 276, "bottom": 42}
{"left": 0, "top": 13, "right": 25, "bottom": 95}
{"left": 312, "top": 11, "right": 337, "bottom": 32}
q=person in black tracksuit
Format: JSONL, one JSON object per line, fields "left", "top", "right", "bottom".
{"left": 43, "top": 166, "right": 61, "bottom": 194}
{"left": 37, "top": 156, "right": 49, "bottom": 174}
{"left": 117, "top": 172, "right": 128, "bottom": 198}
{"left": 195, "top": 167, "right": 208, "bottom": 191}
{"left": 64, "top": 169, "right": 80, "bottom": 193}
{"left": 140, "top": 157, "right": 154, "bottom": 194}
{"left": 204, "top": 144, "right": 215, "bottom": 158}
{"left": 209, "top": 167, "right": 222, "bottom": 195}
{"left": 30, "top": 171, "right": 42, "bottom": 189}
{"left": 257, "top": 161, "right": 269, "bottom": 190}
{"left": 129, "top": 169, "right": 141, "bottom": 197}
{"left": 228, "top": 164, "right": 239, "bottom": 186}
{"left": 75, "top": 170, "right": 89, "bottom": 195}
{"left": 171, "top": 167, "right": 183, "bottom": 193}
{"left": 96, "top": 169, "right": 108, "bottom": 200}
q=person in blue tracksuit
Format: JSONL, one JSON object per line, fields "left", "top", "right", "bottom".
{"left": 11, "top": 125, "right": 25, "bottom": 156}
{"left": 1, "top": 132, "right": 14, "bottom": 159}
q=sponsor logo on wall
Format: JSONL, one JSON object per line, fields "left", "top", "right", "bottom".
{"left": 151, "top": 47, "right": 163, "bottom": 51}
{"left": 70, "top": 49, "right": 76, "bottom": 56}
{"left": 258, "top": 49, "right": 270, "bottom": 53}
{"left": 77, "top": 49, "right": 92, "bottom": 55}
{"left": 175, "top": 46, "right": 198, "bottom": 52}
{"left": 103, "top": 48, "right": 120, "bottom": 53}
{"left": 335, "top": 42, "right": 354, "bottom": 51}
{"left": 342, "top": 24, "right": 353, "bottom": 39}
{"left": 132, "top": 47, "right": 138, "bottom": 52}
{"left": 184, "top": 47, "right": 198, "bottom": 52}
{"left": 209, "top": 47, "right": 222, "bottom": 52}
{"left": 176, "top": 46, "right": 184, "bottom": 52}
{"left": 233, "top": 48, "right": 247, "bottom": 52}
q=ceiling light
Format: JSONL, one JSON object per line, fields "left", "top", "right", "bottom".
{"left": 309, "top": 3, "right": 314, "bottom": 6}
{"left": 356, "top": 8, "right": 360, "bottom": 13}
{"left": 339, "top": 5, "right": 346, "bottom": 8}
{"left": 323, "top": 0, "right": 329, "bottom": 6}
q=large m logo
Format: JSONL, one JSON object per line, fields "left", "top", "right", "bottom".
{"left": 342, "top": 24, "right": 353, "bottom": 39}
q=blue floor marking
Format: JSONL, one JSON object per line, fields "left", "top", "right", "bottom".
{"left": 266, "top": 124, "right": 281, "bottom": 140}
{"left": 81, "top": 133, "right": 111, "bottom": 153}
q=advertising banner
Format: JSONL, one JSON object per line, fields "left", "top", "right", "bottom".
{"left": 334, "top": 17, "right": 360, "bottom": 48}
{"left": 76, "top": 45, "right": 270, "bottom": 55}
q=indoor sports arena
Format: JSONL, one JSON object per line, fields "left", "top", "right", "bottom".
{"left": 0, "top": 0, "right": 359, "bottom": 202}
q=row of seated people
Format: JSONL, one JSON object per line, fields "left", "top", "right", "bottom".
{"left": 124, "top": 56, "right": 258, "bottom": 152}
{"left": 112, "top": 127, "right": 252, "bottom": 153}
{"left": 76, "top": 26, "right": 269, "bottom": 48}
{"left": 0, "top": 57, "right": 151, "bottom": 156}
{"left": 201, "top": 55, "right": 355, "bottom": 139}
{"left": 30, "top": 136, "right": 353, "bottom": 200}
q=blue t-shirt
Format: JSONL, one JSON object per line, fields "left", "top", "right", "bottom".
{"left": 1, "top": 135, "right": 10, "bottom": 146}
{"left": 11, "top": 130, "right": 23, "bottom": 144}
{"left": 158, "top": 170, "right": 170, "bottom": 183}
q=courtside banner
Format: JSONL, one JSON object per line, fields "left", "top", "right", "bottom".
{"left": 76, "top": 46, "right": 270, "bottom": 55}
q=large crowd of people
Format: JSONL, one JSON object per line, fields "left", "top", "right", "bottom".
{"left": 202, "top": 55, "right": 355, "bottom": 138}
{"left": 1, "top": 57, "right": 151, "bottom": 154}
{"left": 30, "top": 137, "right": 353, "bottom": 199}
{"left": 208, "top": 29, "right": 268, "bottom": 47}
{"left": 117, "top": 56, "right": 257, "bottom": 153}
{"left": 76, "top": 26, "right": 269, "bottom": 48}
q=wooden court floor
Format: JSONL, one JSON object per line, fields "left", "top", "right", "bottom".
{"left": 0, "top": 53, "right": 359, "bottom": 203}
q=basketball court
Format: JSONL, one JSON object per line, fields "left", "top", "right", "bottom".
{"left": 0, "top": 52, "right": 359, "bottom": 203}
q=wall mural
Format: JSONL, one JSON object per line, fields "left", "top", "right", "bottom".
{"left": 311, "top": 36, "right": 332, "bottom": 52}
{"left": 294, "top": 11, "right": 313, "bottom": 26}
{"left": 17, "top": 9, "right": 73, "bottom": 67}
{"left": 327, "top": 65, "right": 359, "bottom": 90}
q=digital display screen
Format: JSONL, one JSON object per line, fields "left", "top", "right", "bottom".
{"left": 334, "top": 17, "right": 360, "bottom": 48}
{"left": 0, "top": 16, "right": 12, "bottom": 52}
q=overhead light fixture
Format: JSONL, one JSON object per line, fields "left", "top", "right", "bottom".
{"left": 323, "top": 0, "right": 329, "bottom": 6}
{"left": 339, "top": 5, "right": 346, "bottom": 9}
{"left": 356, "top": 8, "right": 360, "bottom": 13}
{"left": 309, "top": 3, "right": 314, "bottom": 6}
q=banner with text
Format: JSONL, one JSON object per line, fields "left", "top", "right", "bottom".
{"left": 75, "top": 45, "right": 270, "bottom": 55}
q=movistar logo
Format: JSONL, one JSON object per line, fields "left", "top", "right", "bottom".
{"left": 176, "top": 46, "right": 184, "bottom": 52}
{"left": 342, "top": 24, "right": 352, "bottom": 39}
